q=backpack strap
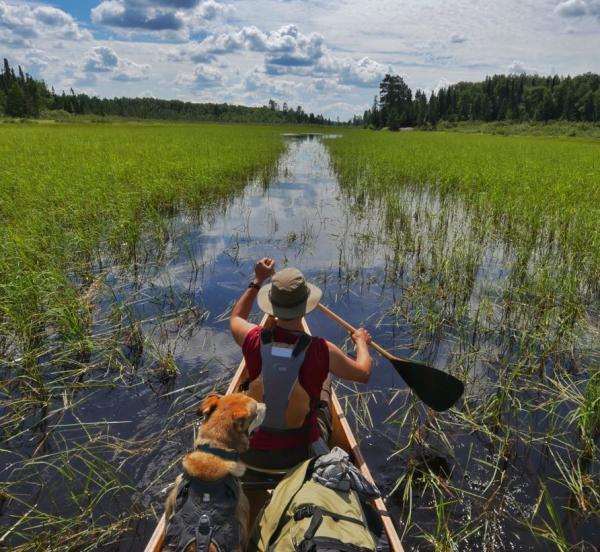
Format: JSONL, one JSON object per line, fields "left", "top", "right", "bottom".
{"left": 264, "top": 459, "right": 315, "bottom": 551}
{"left": 292, "top": 334, "right": 312, "bottom": 357}
{"left": 295, "top": 504, "right": 372, "bottom": 552}
{"left": 294, "top": 504, "right": 367, "bottom": 535}
{"left": 260, "top": 328, "right": 273, "bottom": 344}
{"left": 261, "top": 327, "right": 311, "bottom": 355}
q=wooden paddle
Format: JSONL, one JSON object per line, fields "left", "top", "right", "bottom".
{"left": 317, "top": 303, "right": 464, "bottom": 412}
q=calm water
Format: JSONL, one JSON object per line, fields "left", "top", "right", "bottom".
{"left": 116, "top": 134, "right": 424, "bottom": 549}
{"left": 99, "top": 134, "right": 599, "bottom": 550}
{"left": 4, "top": 134, "right": 597, "bottom": 551}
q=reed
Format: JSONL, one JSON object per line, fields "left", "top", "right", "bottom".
{"left": 326, "top": 129, "right": 600, "bottom": 550}
{"left": 0, "top": 122, "right": 285, "bottom": 549}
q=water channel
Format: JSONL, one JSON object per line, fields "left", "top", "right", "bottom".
{"left": 112, "top": 133, "right": 597, "bottom": 551}
{"left": 126, "top": 133, "right": 416, "bottom": 549}
{"left": 4, "top": 133, "right": 597, "bottom": 551}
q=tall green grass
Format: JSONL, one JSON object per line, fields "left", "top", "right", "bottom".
{"left": 329, "top": 131, "right": 600, "bottom": 264}
{"left": 326, "top": 129, "right": 600, "bottom": 550}
{"left": 0, "top": 122, "right": 284, "bottom": 549}
{"left": 0, "top": 123, "right": 283, "bottom": 362}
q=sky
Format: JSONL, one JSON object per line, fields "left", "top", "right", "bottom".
{"left": 1, "top": 0, "right": 600, "bottom": 120}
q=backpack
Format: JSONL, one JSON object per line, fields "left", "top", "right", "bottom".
{"left": 248, "top": 459, "right": 379, "bottom": 552}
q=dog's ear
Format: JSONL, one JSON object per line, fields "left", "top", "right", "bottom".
{"left": 198, "top": 394, "right": 222, "bottom": 419}
{"left": 232, "top": 406, "right": 252, "bottom": 434}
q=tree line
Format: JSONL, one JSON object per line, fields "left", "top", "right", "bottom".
{"left": 0, "top": 59, "right": 333, "bottom": 125}
{"left": 0, "top": 59, "right": 50, "bottom": 117}
{"left": 358, "top": 73, "right": 600, "bottom": 129}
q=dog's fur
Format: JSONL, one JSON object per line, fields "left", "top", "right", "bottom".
{"left": 163, "top": 393, "right": 266, "bottom": 552}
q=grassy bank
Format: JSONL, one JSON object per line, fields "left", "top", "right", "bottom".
{"left": 436, "top": 120, "right": 600, "bottom": 138}
{"left": 0, "top": 122, "right": 284, "bottom": 549}
{"left": 326, "top": 129, "right": 600, "bottom": 550}
{"left": 0, "top": 123, "right": 283, "bottom": 361}
{"left": 328, "top": 129, "right": 600, "bottom": 278}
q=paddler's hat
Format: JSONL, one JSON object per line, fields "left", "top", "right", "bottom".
{"left": 257, "top": 267, "right": 322, "bottom": 320}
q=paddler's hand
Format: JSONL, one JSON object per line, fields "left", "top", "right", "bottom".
{"left": 254, "top": 257, "right": 275, "bottom": 284}
{"left": 351, "top": 327, "right": 372, "bottom": 346}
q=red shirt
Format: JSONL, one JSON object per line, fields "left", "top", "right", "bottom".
{"left": 242, "top": 325, "right": 329, "bottom": 449}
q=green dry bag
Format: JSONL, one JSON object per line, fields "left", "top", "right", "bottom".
{"left": 248, "top": 459, "right": 378, "bottom": 552}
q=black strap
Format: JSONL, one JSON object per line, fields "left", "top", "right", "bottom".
{"left": 265, "top": 460, "right": 316, "bottom": 551}
{"left": 292, "top": 334, "right": 312, "bottom": 357}
{"left": 261, "top": 328, "right": 312, "bottom": 356}
{"left": 259, "top": 424, "right": 312, "bottom": 435}
{"left": 260, "top": 328, "right": 274, "bottom": 344}
{"left": 303, "top": 508, "right": 324, "bottom": 540}
{"left": 195, "top": 514, "right": 213, "bottom": 552}
{"left": 294, "top": 504, "right": 373, "bottom": 552}
{"left": 195, "top": 444, "right": 240, "bottom": 462}
{"left": 294, "top": 504, "right": 367, "bottom": 528}
{"left": 297, "top": 537, "right": 374, "bottom": 552}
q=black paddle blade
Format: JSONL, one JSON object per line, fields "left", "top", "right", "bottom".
{"left": 391, "top": 357, "right": 464, "bottom": 411}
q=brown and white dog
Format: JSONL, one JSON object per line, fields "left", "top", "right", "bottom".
{"left": 162, "top": 393, "right": 266, "bottom": 552}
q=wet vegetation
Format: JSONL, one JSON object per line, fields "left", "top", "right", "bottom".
{"left": 0, "top": 123, "right": 283, "bottom": 550}
{"left": 326, "top": 129, "right": 600, "bottom": 550}
{"left": 1, "top": 124, "right": 599, "bottom": 551}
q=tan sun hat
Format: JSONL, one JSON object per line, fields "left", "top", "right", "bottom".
{"left": 257, "top": 267, "right": 322, "bottom": 320}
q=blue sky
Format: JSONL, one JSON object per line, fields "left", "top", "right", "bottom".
{"left": 1, "top": 0, "right": 600, "bottom": 119}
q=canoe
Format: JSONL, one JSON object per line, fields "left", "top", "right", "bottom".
{"left": 144, "top": 314, "right": 404, "bottom": 552}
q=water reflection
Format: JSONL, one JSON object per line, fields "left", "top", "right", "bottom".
{"left": 96, "top": 133, "right": 598, "bottom": 550}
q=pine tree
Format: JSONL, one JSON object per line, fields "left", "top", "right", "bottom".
{"left": 5, "top": 82, "right": 27, "bottom": 117}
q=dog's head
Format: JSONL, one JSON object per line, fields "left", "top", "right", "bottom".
{"left": 197, "top": 393, "right": 266, "bottom": 453}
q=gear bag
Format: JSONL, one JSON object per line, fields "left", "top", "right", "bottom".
{"left": 248, "top": 459, "right": 379, "bottom": 552}
{"left": 164, "top": 473, "right": 242, "bottom": 552}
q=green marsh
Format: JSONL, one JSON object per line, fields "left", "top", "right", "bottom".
{"left": 326, "top": 129, "right": 600, "bottom": 550}
{"left": 1, "top": 125, "right": 599, "bottom": 551}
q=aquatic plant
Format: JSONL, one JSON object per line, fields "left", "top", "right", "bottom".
{"left": 326, "top": 129, "right": 600, "bottom": 550}
{"left": 0, "top": 122, "right": 284, "bottom": 549}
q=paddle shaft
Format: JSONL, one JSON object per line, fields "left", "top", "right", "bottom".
{"left": 317, "top": 303, "right": 395, "bottom": 361}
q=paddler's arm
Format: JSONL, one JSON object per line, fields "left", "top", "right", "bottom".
{"left": 230, "top": 257, "right": 275, "bottom": 347}
{"left": 327, "top": 328, "right": 372, "bottom": 383}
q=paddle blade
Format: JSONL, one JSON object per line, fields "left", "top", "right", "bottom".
{"left": 391, "top": 357, "right": 464, "bottom": 411}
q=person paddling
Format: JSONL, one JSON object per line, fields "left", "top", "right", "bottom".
{"left": 230, "top": 257, "right": 372, "bottom": 470}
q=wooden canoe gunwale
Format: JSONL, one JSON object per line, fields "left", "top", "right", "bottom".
{"left": 144, "top": 315, "right": 404, "bottom": 552}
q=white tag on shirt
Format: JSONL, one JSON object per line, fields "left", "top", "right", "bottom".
{"left": 271, "top": 344, "right": 293, "bottom": 358}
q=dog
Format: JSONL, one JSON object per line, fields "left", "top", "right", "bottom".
{"left": 162, "top": 393, "right": 266, "bottom": 552}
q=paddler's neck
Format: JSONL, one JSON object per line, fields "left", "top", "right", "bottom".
{"left": 275, "top": 317, "right": 305, "bottom": 332}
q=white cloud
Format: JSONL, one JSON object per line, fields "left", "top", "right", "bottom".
{"left": 434, "top": 77, "right": 453, "bottom": 92}
{"left": 176, "top": 24, "right": 391, "bottom": 89}
{"left": 180, "top": 24, "right": 326, "bottom": 68}
{"left": 113, "top": 58, "right": 151, "bottom": 81}
{"left": 337, "top": 56, "right": 391, "bottom": 87}
{"left": 194, "top": 0, "right": 230, "bottom": 22}
{"left": 83, "top": 46, "right": 150, "bottom": 81}
{"left": 0, "top": 1, "right": 91, "bottom": 43}
{"left": 177, "top": 64, "right": 223, "bottom": 88}
{"left": 450, "top": 32, "right": 467, "bottom": 43}
{"left": 508, "top": 59, "right": 537, "bottom": 74}
{"left": 554, "top": 0, "right": 600, "bottom": 20}
{"left": 84, "top": 46, "right": 119, "bottom": 72}
{"left": 0, "top": 27, "right": 30, "bottom": 48}
{"left": 91, "top": 0, "right": 230, "bottom": 37}
{"left": 25, "top": 49, "right": 59, "bottom": 70}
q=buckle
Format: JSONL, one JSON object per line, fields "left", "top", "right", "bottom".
{"left": 294, "top": 505, "right": 314, "bottom": 521}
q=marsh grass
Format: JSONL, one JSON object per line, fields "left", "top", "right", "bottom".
{"left": 0, "top": 122, "right": 285, "bottom": 549}
{"left": 326, "top": 130, "right": 600, "bottom": 550}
